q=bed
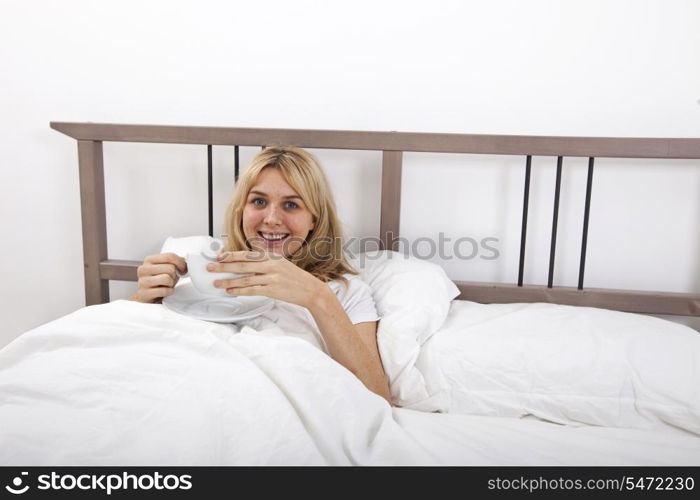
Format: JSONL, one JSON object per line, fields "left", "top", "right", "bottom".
{"left": 1, "top": 122, "right": 699, "bottom": 466}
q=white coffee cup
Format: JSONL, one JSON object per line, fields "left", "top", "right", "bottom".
{"left": 186, "top": 252, "right": 250, "bottom": 297}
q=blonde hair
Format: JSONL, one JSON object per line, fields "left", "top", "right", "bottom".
{"left": 223, "top": 146, "right": 357, "bottom": 284}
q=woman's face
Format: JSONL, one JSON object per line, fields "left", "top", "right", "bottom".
{"left": 242, "top": 168, "right": 316, "bottom": 257}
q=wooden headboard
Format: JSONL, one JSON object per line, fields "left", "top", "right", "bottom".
{"left": 50, "top": 122, "right": 700, "bottom": 317}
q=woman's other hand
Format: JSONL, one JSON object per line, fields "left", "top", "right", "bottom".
{"left": 209, "top": 250, "right": 324, "bottom": 308}
{"left": 129, "top": 253, "right": 187, "bottom": 303}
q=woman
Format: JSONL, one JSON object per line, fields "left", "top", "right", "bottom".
{"left": 130, "top": 146, "right": 391, "bottom": 404}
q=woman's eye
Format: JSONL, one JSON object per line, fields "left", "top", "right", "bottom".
{"left": 250, "top": 198, "right": 298, "bottom": 209}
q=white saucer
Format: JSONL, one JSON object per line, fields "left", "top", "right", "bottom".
{"left": 163, "top": 281, "right": 274, "bottom": 323}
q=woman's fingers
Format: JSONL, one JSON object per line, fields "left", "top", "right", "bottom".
{"left": 141, "top": 274, "right": 176, "bottom": 289}
{"left": 207, "top": 260, "right": 265, "bottom": 274}
{"left": 210, "top": 250, "right": 291, "bottom": 275}
{"left": 216, "top": 250, "right": 271, "bottom": 263}
{"left": 131, "top": 253, "right": 186, "bottom": 304}
{"left": 131, "top": 284, "right": 174, "bottom": 303}
{"left": 226, "top": 285, "right": 267, "bottom": 296}
{"left": 144, "top": 253, "right": 187, "bottom": 274}
{"left": 216, "top": 273, "right": 269, "bottom": 291}
{"left": 138, "top": 254, "right": 187, "bottom": 282}
{"left": 138, "top": 263, "right": 180, "bottom": 281}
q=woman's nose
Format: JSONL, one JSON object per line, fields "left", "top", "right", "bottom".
{"left": 263, "top": 205, "right": 282, "bottom": 225}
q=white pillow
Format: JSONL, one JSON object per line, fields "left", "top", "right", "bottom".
{"left": 347, "top": 250, "right": 460, "bottom": 408}
{"left": 416, "top": 301, "right": 700, "bottom": 435}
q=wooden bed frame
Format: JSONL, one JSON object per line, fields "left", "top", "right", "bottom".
{"left": 51, "top": 122, "right": 700, "bottom": 317}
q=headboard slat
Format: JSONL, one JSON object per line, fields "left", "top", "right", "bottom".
{"left": 77, "top": 140, "right": 109, "bottom": 305}
{"left": 51, "top": 122, "right": 700, "bottom": 159}
{"left": 457, "top": 282, "right": 700, "bottom": 316}
{"left": 380, "top": 151, "right": 402, "bottom": 251}
{"left": 99, "top": 260, "right": 139, "bottom": 281}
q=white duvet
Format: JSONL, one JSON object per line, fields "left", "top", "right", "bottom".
{"left": 0, "top": 301, "right": 429, "bottom": 465}
{"left": 1, "top": 300, "right": 700, "bottom": 465}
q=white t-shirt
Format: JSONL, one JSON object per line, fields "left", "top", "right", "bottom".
{"left": 238, "top": 273, "right": 380, "bottom": 354}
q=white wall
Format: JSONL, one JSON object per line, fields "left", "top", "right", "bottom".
{"left": 1, "top": 0, "right": 699, "bottom": 347}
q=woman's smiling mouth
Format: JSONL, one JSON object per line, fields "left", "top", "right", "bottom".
{"left": 258, "top": 232, "right": 290, "bottom": 242}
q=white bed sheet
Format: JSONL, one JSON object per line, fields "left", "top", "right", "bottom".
{"left": 1, "top": 300, "right": 698, "bottom": 465}
{"left": 393, "top": 409, "right": 700, "bottom": 465}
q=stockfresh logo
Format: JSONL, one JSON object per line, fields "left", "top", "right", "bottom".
{"left": 5, "top": 472, "right": 29, "bottom": 495}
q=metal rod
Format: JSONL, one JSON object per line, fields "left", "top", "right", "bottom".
{"left": 234, "top": 145, "right": 240, "bottom": 183}
{"left": 207, "top": 144, "right": 213, "bottom": 238}
{"left": 517, "top": 155, "right": 532, "bottom": 287}
{"left": 578, "top": 157, "right": 595, "bottom": 290}
{"left": 547, "top": 156, "right": 563, "bottom": 288}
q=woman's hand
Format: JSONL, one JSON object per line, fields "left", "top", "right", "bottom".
{"left": 209, "top": 251, "right": 325, "bottom": 308}
{"left": 129, "top": 253, "right": 187, "bottom": 303}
